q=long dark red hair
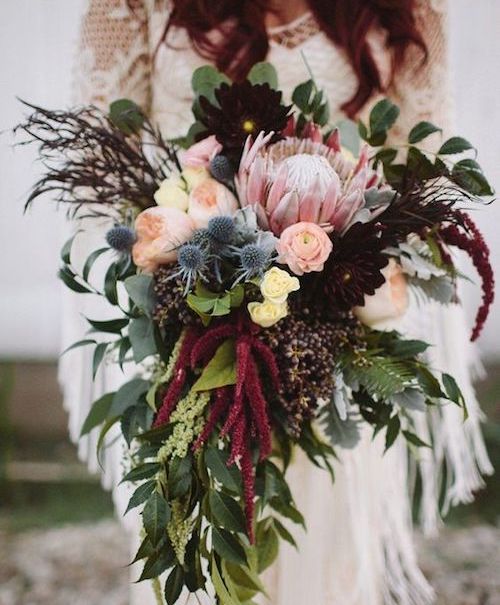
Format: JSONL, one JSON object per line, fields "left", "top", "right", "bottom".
{"left": 154, "top": 0, "right": 426, "bottom": 118}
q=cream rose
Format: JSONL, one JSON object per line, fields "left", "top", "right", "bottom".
{"left": 276, "top": 222, "right": 333, "bottom": 276}
{"left": 154, "top": 176, "right": 189, "bottom": 211}
{"left": 182, "top": 166, "right": 210, "bottom": 191}
{"left": 354, "top": 259, "right": 409, "bottom": 329}
{"left": 188, "top": 177, "right": 239, "bottom": 229}
{"left": 260, "top": 267, "right": 300, "bottom": 304}
{"left": 180, "top": 135, "right": 222, "bottom": 168}
{"left": 132, "top": 207, "right": 194, "bottom": 273}
{"left": 247, "top": 300, "right": 288, "bottom": 328}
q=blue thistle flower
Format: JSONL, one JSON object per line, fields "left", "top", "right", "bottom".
{"left": 178, "top": 244, "right": 205, "bottom": 272}
{"left": 207, "top": 216, "right": 235, "bottom": 244}
{"left": 176, "top": 243, "right": 207, "bottom": 292}
{"left": 191, "top": 229, "right": 210, "bottom": 249}
{"left": 209, "top": 154, "right": 235, "bottom": 183}
{"left": 105, "top": 225, "right": 136, "bottom": 252}
{"left": 234, "top": 243, "right": 271, "bottom": 283}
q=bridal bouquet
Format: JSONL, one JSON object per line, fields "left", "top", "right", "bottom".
{"left": 18, "top": 62, "right": 494, "bottom": 604}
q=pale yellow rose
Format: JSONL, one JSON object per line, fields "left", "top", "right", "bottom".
{"left": 154, "top": 176, "right": 189, "bottom": 211}
{"left": 260, "top": 267, "right": 300, "bottom": 304}
{"left": 182, "top": 166, "right": 210, "bottom": 191}
{"left": 247, "top": 300, "right": 288, "bottom": 328}
{"left": 354, "top": 259, "right": 409, "bottom": 330}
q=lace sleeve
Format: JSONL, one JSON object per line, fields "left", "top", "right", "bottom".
{"left": 386, "top": 0, "right": 452, "bottom": 146}
{"left": 74, "top": 0, "right": 153, "bottom": 111}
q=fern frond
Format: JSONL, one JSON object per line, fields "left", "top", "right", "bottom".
{"left": 344, "top": 356, "right": 416, "bottom": 399}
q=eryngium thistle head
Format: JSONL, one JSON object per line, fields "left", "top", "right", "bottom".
{"left": 105, "top": 225, "right": 136, "bottom": 251}
{"left": 178, "top": 244, "right": 205, "bottom": 272}
{"left": 207, "top": 215, "right": 236, "bottom": 244}
{"left": 210, "top": 154, "right": 235, "bottom": 183}
{"left": 240, "top": 244, "right": 268, "bottom": 275}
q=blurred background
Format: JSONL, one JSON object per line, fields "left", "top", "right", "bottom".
{"left": 0, "top": 2, "right": 499, "bottom": 604}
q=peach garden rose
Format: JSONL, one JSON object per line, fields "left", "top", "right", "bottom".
{"left": 188, "top": 177, "right": 239, "bottom": 229}
{"left": 276, "top": 222, "right": 333, "bottom": 276}
{"left": 132, "top": 206, "right": 195, "bottom": 273}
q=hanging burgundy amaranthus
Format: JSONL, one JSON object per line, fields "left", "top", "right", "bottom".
{"left": 154, "top": 315, "right": 281, "bottom": 541}
{"left": 439, "top": 211, "right": 495, "bottom": 341}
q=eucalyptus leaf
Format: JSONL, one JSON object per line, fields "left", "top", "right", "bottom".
{"left": 109, "top": 98, "right": 145, "bottom": 135}
{"left": 92, "top": 342, "right": 109, "bottom": 379}
{"left": 438, "top": 136, "right": 474, "bottom": 155}
{"left": 58, "top": 266, "right": 93, "bottom": 294}
{"left": 125, "top": 274, "right": 156, "bottom": 316}
{"left": 191, "top": 65, "right": 230, "bottom": 102}
{"left": 87, "top": 317, "right": 129, "bottom": 334}
{"left": 128, "top": 316, "right": 156, "bottom": 362}
{"left": 61, "top": 338, "right": 96, "bottom": 356}
{"left": 291, "top": 79, "right": 314, "bottom": 112}
{"left": 83, "top": 247, "right": 109, "bottom": 282}
{"left": 110, "top": 378, "right": 149, "bottom": 416}
{"left": 408, "top": 121, "right": 441, "bottom": 144}
{"left": 368, "top": 99, "right": 400, "bottom": 145}
{"left": 247, "top": 62, "right": 278, "bottom": 89}
{"left": 80, "top": 392, "right": 115, "bottom": 436}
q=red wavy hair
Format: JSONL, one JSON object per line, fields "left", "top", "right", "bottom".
{"left": 153, "top": 0, "right": 426, "bottom": 118}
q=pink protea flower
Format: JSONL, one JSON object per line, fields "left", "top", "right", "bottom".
{"left": 236, "top": 132, "right": 379, "bottom": 235}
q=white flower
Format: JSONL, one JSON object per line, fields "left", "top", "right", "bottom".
{"left": 154, "top": 176, "right": 189, "bottom": 211}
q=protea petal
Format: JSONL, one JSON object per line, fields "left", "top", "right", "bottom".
{"left": 299, "top": 177, "right": 323, "bottom": 223}
{"left": 270, "top": 191, "right": 299, "bottom": 234}
{"left": 282, "top": 115, "right": 296, "bottom": 137}
{"left": 302, "top": 121, "right": 323, "bottom": 143}
{"left": 267, "top": 163, "right": 289, "bottom": 214}
{"left": 239, "top": 130, "right": 275, "bottom": 173}
{"left": 246, "top": 156, "right": 266, "bottom": 204}
{"left": 252, "top": 201, "right": 270, "bottom": 231}
{"left": 347, "top": 166, "right": 369, "bottom": 194}
{"left": 319, "top": 172, "right": 341, "bottom": 223}
{"left": 353, "top": 143, "right": 369, "bottom": 176}
{"left": 326, "top": 128, "right": 341, "bottom": 152}
{"left": 330, "top": 189, "right": 365, "bottom": 231}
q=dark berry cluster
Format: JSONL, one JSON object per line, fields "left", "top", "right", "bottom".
{"left": 263, "top": 307, "right": 362, "bottom": 437}
{"left": 153, "top": 265, "right": 198, "bottom": 330}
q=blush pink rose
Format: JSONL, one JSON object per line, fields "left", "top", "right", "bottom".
{"left": 132, "top": 207, "right": 194, "bottom": 273}
{"left": 354, "top": 259, "right": 409, "bottom": 329}
{"left": 276, "top": 222, "right": 333, "bottom": 275}
{"left": 180, "top": 135, "right": 222, "bottom": 168}
{"left": 187, "top": 177, "right": 239, "bottom": 229}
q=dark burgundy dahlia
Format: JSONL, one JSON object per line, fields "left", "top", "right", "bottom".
{"left": 199, "top": 81, "right": 292, "bottom": 161}
{"left": 302, "top": 222, "right": 389, "bottom": 311}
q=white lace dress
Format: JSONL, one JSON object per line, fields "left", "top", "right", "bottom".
{"left": 65, "top": 2, "right": 493, "bottom": 604}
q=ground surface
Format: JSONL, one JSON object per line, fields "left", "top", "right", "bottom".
{"left": 1, "top": 520, "right": 500, "bottom": 605}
